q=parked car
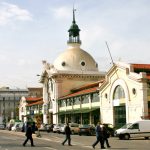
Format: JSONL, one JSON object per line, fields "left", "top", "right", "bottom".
{"left": 6, "top": 123, "right": 14, "bottom": 131}
{"left": 60, "top": 123, "right": 79, "bottom": 134}
{"left": 78, "top": 124, "right": 95, "bottom": 136}
{"left": 53, "top": 124, "right": 62, "bottom": 133}
{"left": 59, "top": 124, "right": 66, "bottom": 134}
{"left": 114, "top": 123, "right": 132, "bottom": 137}
{"left": 0, "top": 124, "right": 6, "bottom": 130}
{"left": 69, "top": 123, "right": 79, "bottom": 134}
{"left": 115, "top": 120, "right": 150, "bottom": 140}
{"left": 103, "top": 123, "right": 115, "bottom": 137}
{"left": 45, "top": 124, "right": 55, "bottom": 132}
{"left": 11, "top": 122, "right": 23, "bottom": 132}
{"left": 39, "top": 123, "right": 47, "bottom": 131}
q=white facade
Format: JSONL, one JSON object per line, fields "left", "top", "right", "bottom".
{"left": 19, "top": 96, "right": 28, "bottom": 122}
{"left": 99, "top": 62, "right": 150, "bottom": 128}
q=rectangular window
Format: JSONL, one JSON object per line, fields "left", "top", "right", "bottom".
{"left": 74, "top": 97, "right": 80, "bottom": 105}
{"left": 91, "top": 93, "right": 99, "bottom": 102}
{"left": 82, "top": 95, "right": 89, "bottom": 104}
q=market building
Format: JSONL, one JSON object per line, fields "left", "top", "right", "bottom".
{"left": 39, "top": 9, "right": 105, "bottom": 124}
{"left": 35, "top": 9, "right": 150, "bottom": 128}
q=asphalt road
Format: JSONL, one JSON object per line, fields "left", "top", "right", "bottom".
{"left": 0, "top": 130, "right": 150, "bottom": 150}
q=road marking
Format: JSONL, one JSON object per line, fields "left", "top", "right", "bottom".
{"left": 44, "top": 147, "right": 57, "bottom": 150}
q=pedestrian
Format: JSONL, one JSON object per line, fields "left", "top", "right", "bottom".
{"left": 23, "top": 123, "right": 35, "bottom": 147}
{"left": 92, "top": 122, "right": 105, "bottom": 149}
{"left": 62, "top": 123, "right": 72, "bottom": 146}
{"left": 102, "top": 124, "right": 111, "bottom": 148}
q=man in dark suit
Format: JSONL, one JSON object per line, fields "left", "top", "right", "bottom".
{"left": 23, "top": 123, "right": 35, "bottom": 147}
{"left": 62, "top": 123, "right": 72, "bottom": 146}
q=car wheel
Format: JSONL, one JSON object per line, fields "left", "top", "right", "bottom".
{"left": 124, "top": 134, "right": 130, "bottom": 140}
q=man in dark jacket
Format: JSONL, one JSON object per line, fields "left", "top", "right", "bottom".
{"left": 62, "top": 123, "right": 72, "bottom": 146}
{"left": 23, "top": 123, "right": 35, "bottom": 147}
{"left": 103, "top": 125, "right": 111, "bottom": 148}
{"left": 92, "top": 122, "right": 105, "bottom": 149}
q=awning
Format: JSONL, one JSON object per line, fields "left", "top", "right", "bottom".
{"left": 57, "top": 107, "right": 99, "bottom": 115}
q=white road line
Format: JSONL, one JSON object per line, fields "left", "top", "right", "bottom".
{"left": 44, "top": 147, "right": 57, "bottom": 150}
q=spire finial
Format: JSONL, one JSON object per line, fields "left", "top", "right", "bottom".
{"left": 73, "top": 5, "right": 76, "bottom": 24}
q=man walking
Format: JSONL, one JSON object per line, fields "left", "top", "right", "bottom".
{"left": 92, "top": 122, "right": 105, "bottom": 149}
{"left": 103, "top": 124, "right": 111, "bottom": 148}
{"left": 23, "top": 123, "right": 35, "bottom": 147}
{"left": 62, "top": 123, "right": 72, "bottom": 146}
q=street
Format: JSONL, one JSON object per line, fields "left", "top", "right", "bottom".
{"left": 0, "top": 130, "right": 150, "bottom": 150}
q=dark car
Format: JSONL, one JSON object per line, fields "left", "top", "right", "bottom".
{"left": 46, "top": 124, "right": 54, "bottom": 133}
{"left": 103, "top": 123, "right": 115, "bottom": 137}
{"left": 0, "top": 124, "right": 6, "bottom": 130}
{"left": 78, "top": 124, "right": 95, "bottom": 136}
{"left": 39, "top": 123, "right": 54, "bottom": 132}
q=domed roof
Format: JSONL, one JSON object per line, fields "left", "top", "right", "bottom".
{"left": 53, "top": 9, "right": 99, "bottom": 73}
{"left": 53, "top": 43, "right": 99, "bottom": 72}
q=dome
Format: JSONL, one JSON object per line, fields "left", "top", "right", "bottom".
{"left": 53, "top": 43, "right": 99, "bottom": 72}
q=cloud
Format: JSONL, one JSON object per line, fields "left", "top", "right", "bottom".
{"left": 51, "top": 6, "right": 71, "bottom": 19}
{"left": 0, "top": 2, "right": 32, "bottom": 26}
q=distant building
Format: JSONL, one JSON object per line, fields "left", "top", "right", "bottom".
{"left": 28, "top": 87, "right": 43, "bottom": 97}
{"left": 0, "top": 87, "right": 28, "bottom": 124}
{"left": 18, "top": 87, "right": 43, "bottom": 122}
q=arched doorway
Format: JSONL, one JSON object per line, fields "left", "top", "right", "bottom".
{"left": 113, "top": 85, "right": 126, "bottom": 128}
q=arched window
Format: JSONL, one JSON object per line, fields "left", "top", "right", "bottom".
{"left": 113, "top": 85, "right": 125, "bottom": 99}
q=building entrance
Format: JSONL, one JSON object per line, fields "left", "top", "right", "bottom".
{"left": 114, "top": 105, "right": 126, "bottom": 128}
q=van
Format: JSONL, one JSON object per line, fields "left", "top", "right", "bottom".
{"left": 115, "top": 120, "right": 150, "bottom": 140}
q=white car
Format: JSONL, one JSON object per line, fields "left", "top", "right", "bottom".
{"left": 59, "top": 124, "right": 66, "bottom": 134}
{"left": 11, "top": 122, "right": 23, "bottom": 132}
{"left": 53, "top": 124, "right": 62, "bottom": 133}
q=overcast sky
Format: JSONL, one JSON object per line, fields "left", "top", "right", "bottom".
{"left": 0, "top": 0, "right": 150, "bottom": 89}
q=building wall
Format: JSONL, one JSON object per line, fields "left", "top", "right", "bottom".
{"left": 0, "top": 88, "right": 28, "bottom": 123}
{"left": 100, "top": 63, "right": 149, "bottom": 127}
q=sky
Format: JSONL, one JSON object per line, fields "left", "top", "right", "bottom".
{"left": 0, "top": 0, "right": 150, "bottom": 89}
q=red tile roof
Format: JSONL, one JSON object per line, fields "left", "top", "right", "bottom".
{"left": 132, "top": 64, "right": 150, "bottom": 70}
{"left": 59, "top": 87, "right": 98, "bottom": 100}
{"left": 71, "top": 80, "right": 103, "bottom": 92}
{"left": 26, "top": 97, "right": 42, "bottom": 102}
{"left": 26, "top": 100, "right": 43, "bottom": 107}
{"left": 146, "top": 75, "right": 150, "bottom": 80}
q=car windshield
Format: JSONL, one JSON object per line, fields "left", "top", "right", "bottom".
{"left": 121, "top": 123, "right": 132, "bottom": 129}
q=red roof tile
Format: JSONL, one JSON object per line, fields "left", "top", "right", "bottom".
{"left": 26, "top": 97, "right": 43, "bottom": 102}
{"left": 146, "top": 75, "right": 150, "bottom": 80}
{"left": 71, "top": 80, "right": 103, "bottom": 92}
{"left": 132, "top": 64, "right": 150, "bottom": 69}
{"left": 26, "top": 100, "right": 43, "bottom": 106}
{"left": 59, "top": 87, "right": 98, "bottom": 100}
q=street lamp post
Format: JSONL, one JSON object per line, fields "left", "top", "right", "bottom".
{"left": 13, "top": 92, "right": 16, "bottom": 119}
{"left": 3, "top": 97, "right": 6, "bottom": 124}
